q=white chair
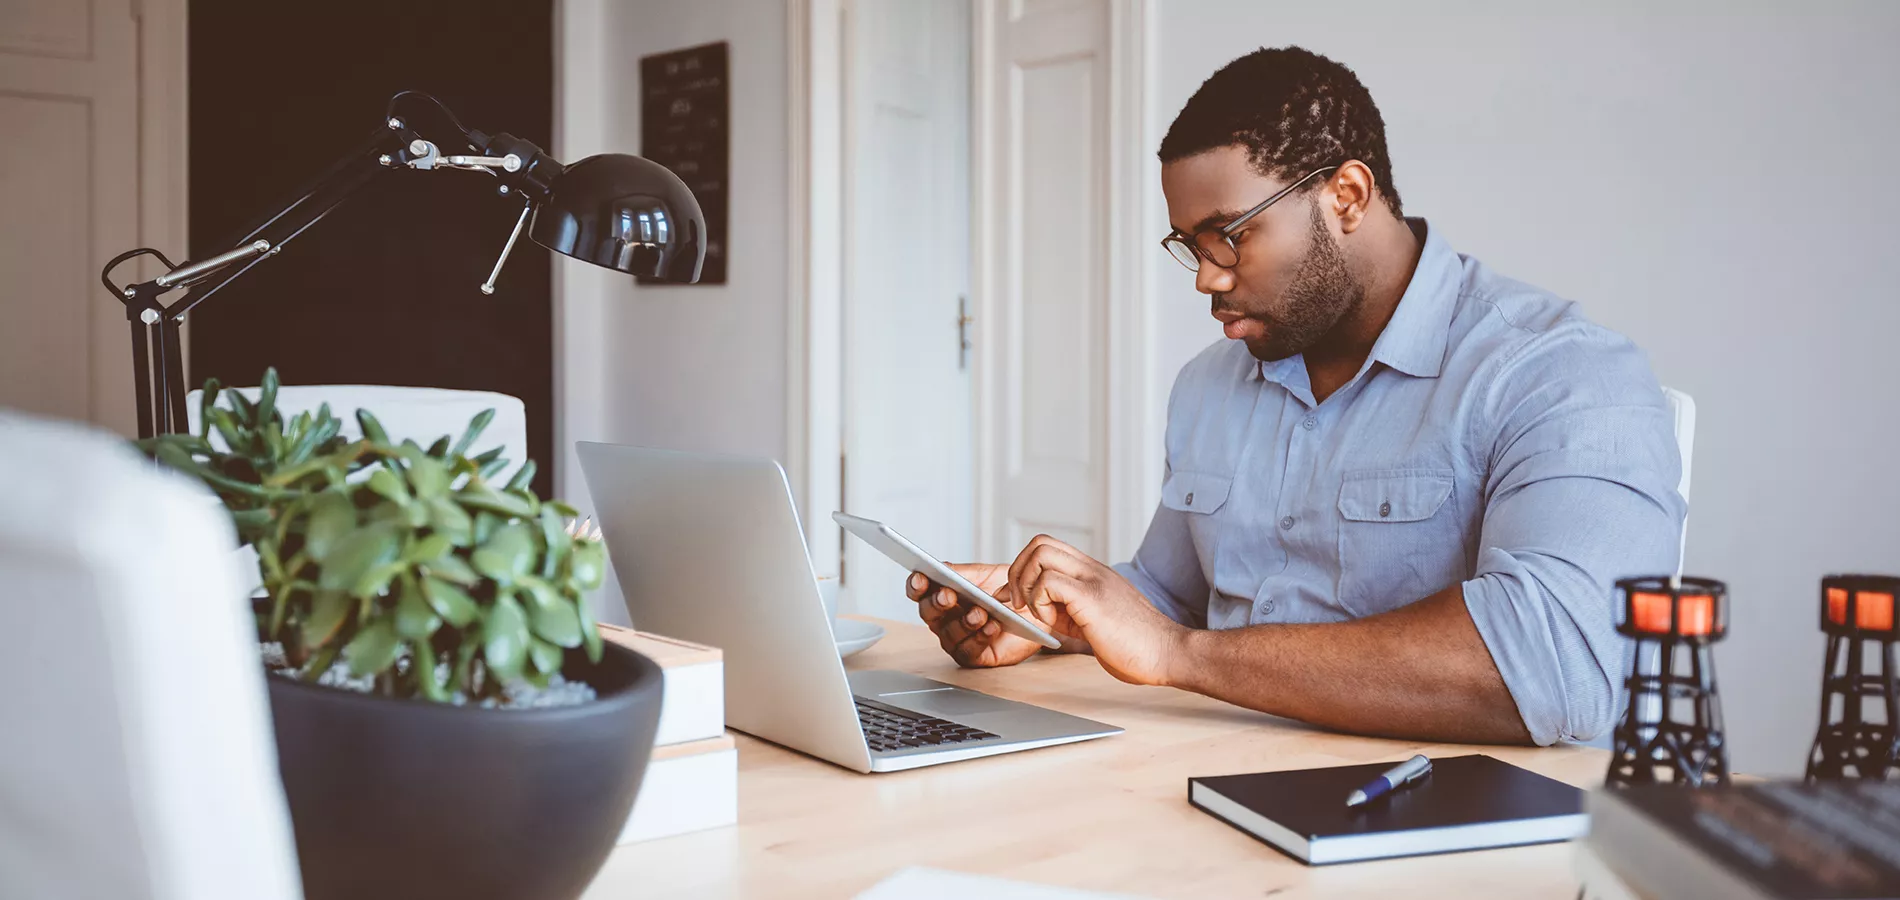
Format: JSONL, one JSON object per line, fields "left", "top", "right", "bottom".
{"left": 1662, "top": 386, "right": 1695, "bottom": 574}
{"left": 0, "top": 411, "right": 302, "bottom": 900}
{"left": 184, "top": 384, "right": 530, "bottom": 480}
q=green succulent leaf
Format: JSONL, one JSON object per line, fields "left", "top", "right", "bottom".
{"left": 484, "top": 593, "right": 531, "bottom": 682}
{"left": 303, "top": 589, "right": 352, "bottom": 649}
{"left": 344, "top": 619, "right": 403, "bottom": 678}
{"left": 570, "top": 542, "right": 606, "bottom": 592}
{"left": 470, "top": 444, "right": 505, "bottom": 468}
{"left": 406, "top": 453, "right": 450, "bottom": 499}
{"left": 405, "top": 533, "right": 453, "bottom": 564}
{"left": 208, "top": 408, "right": 246, "bottom": 455}
{"left": 526, "top": 592, "right": 583, "bottom": 648}
{"left": 352, "top": 560, "right": 405, "bottom": 600}
{"left": 427, "top": 436, "right": 451, "bottom": 458}
{"left": 424, "top": 553, "right": 480, "bottom": 587}
{"left": 428, "top": 496, "right": 474, "bottom": 546}
{"left": 256, "top": 368, "right": 280, "bottom": 430}
{"left": 473, "top": 511, "right": 500, "bottom": 546}
{"left": 302, "top": 490, "right": 357, "bottom": 561}
{"left": 421, "top": 576, "right": 480, "bottom": 628}
{"left": 538, "top": 506, "right": 569, "bottom": 579}
{"left": 367, "top": 468, "right": 411, "bottom": 505}
{"left": 457, "top": 484, "right": 535, "bottom": 519}
{"left": 356, "top": 409, "right": 390, "bottom": 445}
{"left": 505, "top": 459, "right": 538, "bottom": 493}
{"left": 228, "top": 390, "right": 257, "bottom": 428}
{"left": 394, "top": 575, "right": 442, "bottom": 639}
{"left": 196, "top": 378, "right": 223, "bottom": 439}
{"left": 529, "top": 637, "right": 564, "bottom": 675}
{"left": 577, "top": 592, "right": 603, "bottom": 663}
{"left": 413, "top": 638, "right": 447, "bottom": 702}
{"left": 479, "top": 457, "right": 510, "bottom": 481}
{"left": 318, "top": 523, "right": 400, "bottom": 593}
{"left": 230, "top": 508, "right": 274, "bottom": 543}
{"left": 452, "top": 409, "right": 495, "bottom": 458}
{"left": 472, "top": 522, "right": 535, "bottom": 586}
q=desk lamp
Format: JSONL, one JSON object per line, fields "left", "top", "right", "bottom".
{"left": 99, "top": 91, "right": 705, "bottom": 440}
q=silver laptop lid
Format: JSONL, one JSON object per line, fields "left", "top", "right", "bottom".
{"left": 576, "top": 443, "right": 872, "bottom": 772}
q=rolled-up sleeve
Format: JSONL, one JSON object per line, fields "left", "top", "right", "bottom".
{"left": 1462, "top": 323, "right": 1686, "bottom": 746}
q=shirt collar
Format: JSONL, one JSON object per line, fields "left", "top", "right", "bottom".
{"left": 1366, "top": 218, "right": 1458, "bottom": 379}
{"left": 1246, "top": 216, "right": 1458, "bottom": 385}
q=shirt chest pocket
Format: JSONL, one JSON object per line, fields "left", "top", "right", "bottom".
{"left": 1335, "top": 469, "right": 1461, "bottom": 616}
{"left": 1161, "top": 470, "right": 1234, "bottom": 576}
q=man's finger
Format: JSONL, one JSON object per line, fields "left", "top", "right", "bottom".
{"left": 937, "top": 603, "right": 979, "bottom": 646}
{"left": 1023, "top": 568, "right": 1089, "bottom": 624}
{"left": 918, "top": 589, "right": 959, "bottom": 629}
{"left": 1011, "top": 539, "right": 1091, "bottom": 617}
{"left": 906, "top": 572, "right": 931, "bottom": 601}
{"left": 962, "top": 603, "right": 990, "bottom": 629}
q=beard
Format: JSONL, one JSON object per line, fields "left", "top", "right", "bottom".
{"left": 1224, "top": 202, "right": 1365, "bottom": 363}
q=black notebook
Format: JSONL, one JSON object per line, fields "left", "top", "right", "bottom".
{"left": 1587, "top": 781, "right": 1900, "bottom": 900}
{"left": 1188, "top": 754, "right": 1586, "bottom": 865}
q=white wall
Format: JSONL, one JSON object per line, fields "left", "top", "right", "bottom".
{"left": 556, "top": 0, "right": 791, "bottom": 624}
{"left": 1151, "top": 0, "right": 1900, "bottom": 775}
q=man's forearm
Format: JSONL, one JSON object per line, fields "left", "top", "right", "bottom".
{"left": 1163, "top": 585, "right": 1533, "bottom": 744}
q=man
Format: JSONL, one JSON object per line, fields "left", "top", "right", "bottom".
{"left": 909, "top": 46, "right": 1683, "bottom": 746}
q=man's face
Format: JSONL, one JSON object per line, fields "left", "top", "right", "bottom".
{"left": 1160, "top": 146, "right": 1364, "bottom": 362}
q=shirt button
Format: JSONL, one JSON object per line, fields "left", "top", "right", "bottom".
{"left": 1185, "top": 491, "right": 1195, "bottom": 506}
{"left": 1380, "top": 501, "right": 1392, "bottom": 518}
{"left": 1259, "top": 598, "right": 1276, "bottom": 615}
{"left": 1302, "top": 416, "right": 1317, "bottom": 430}
{"left": 1279, "top": 515, "right": 1295, "bottom": 530}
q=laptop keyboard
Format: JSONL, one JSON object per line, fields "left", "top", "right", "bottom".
{"left": 855, "top": 696, "right": 999, "bottom": 753}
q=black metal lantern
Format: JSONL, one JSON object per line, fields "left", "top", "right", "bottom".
{"left": 1604, "top": 575, "right": 1730, "bottom": 789}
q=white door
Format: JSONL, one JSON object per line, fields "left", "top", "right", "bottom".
{"left": 841, "top": 0, "right": 975, "bottom": 620}
{"left": 0, "top": 0, "right": 146, "bottom": 432}
{"left": 971, "top": 0, "right": 1117, "bottom": 561}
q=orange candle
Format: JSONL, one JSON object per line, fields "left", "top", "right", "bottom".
{"left": 1827, "top": 586, "right": 1895, "bottom": 632}
{"left": 1631, "top": 591, "right": 1716, "bottom": 636}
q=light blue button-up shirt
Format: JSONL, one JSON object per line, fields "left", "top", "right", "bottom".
{"left": 1114, "top": 219, "right": 1684, "bottom": 745}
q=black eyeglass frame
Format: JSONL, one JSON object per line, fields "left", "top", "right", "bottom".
{"left": 1160, "top": 165, "right": 1339, "bottom": 271}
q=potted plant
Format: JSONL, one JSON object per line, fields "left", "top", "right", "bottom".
{"left": 145, "top": 369, "right": 662, "bottom": 900}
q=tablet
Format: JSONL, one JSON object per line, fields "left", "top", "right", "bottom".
{"left": 832, "top": 512, "right": 1062, "bottom": 650}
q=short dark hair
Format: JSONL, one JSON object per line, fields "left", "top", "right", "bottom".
{"left": 1160, "top": 46, "right": 1402, "bottom": 216}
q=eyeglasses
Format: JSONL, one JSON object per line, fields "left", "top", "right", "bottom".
{"left": 1160, "top": 166, "right": 1338, "bottom": 272}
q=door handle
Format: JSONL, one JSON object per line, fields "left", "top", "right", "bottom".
{"left": 957, "top": 295, "right": 973, "bottom": 370}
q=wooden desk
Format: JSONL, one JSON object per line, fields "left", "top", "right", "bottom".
{"left": 583, "top": 617, "right": 1605, "bottom": 899}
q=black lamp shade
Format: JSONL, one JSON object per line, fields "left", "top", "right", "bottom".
{"left": 529, "top": 153, "right": 706, "bottom": 283}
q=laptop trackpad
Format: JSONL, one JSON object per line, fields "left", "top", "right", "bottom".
{"left": 878, "top": 686, "right": 1007, "bottom": 717}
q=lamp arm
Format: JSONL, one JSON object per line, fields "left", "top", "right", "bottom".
{"left": 100, "top": 115, "right": 440, "bottom": 438}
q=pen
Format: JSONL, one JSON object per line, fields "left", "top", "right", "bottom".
{"left": 1346, "top": 754, "right": 1432, "bottom": 807}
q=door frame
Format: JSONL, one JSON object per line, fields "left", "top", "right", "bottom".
{"left": 787, "top": 0, "right": 1159, "bottom": 573}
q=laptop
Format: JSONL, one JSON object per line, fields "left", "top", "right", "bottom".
{"left": 576, "top": 442, "right": 1121, "bottom": 773}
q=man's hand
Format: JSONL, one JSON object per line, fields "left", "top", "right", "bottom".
{"left": 909, "top": 564, "right": 1054, "bottom": 668}
{"left": 1009, "top": 535, "right": 1189, "bottom": 686}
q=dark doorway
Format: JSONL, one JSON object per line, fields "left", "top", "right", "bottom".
{"left": 188, "top": 1, "right": 555, "bottom": 497}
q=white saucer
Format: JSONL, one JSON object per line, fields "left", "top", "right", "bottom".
{"left": 832, "top": 618, "right": 886, "bottom": 658}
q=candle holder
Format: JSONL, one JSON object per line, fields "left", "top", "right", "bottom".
{"left": 1604, "top": 575, "right": 1730, "bottom": 788}
{"left": 1805, "top": 574, "right": 1900, "bottom": 782}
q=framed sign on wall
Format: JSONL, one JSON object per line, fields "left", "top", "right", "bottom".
{"left": 639, "top": 41, "right": 729, "bottom": 285}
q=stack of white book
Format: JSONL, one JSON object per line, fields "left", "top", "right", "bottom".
{"left": 599, "top": 623, "right": 737, "bottom": 844}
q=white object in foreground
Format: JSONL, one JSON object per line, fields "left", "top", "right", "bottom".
{"left": 854, "top": 867, "right": 1155, "bottom": 900}
{"left": 0, "top": 412, "right": 302, "bottom": 900}
{"left": 618, "top": 735, "right": 738, "bottom": 844}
